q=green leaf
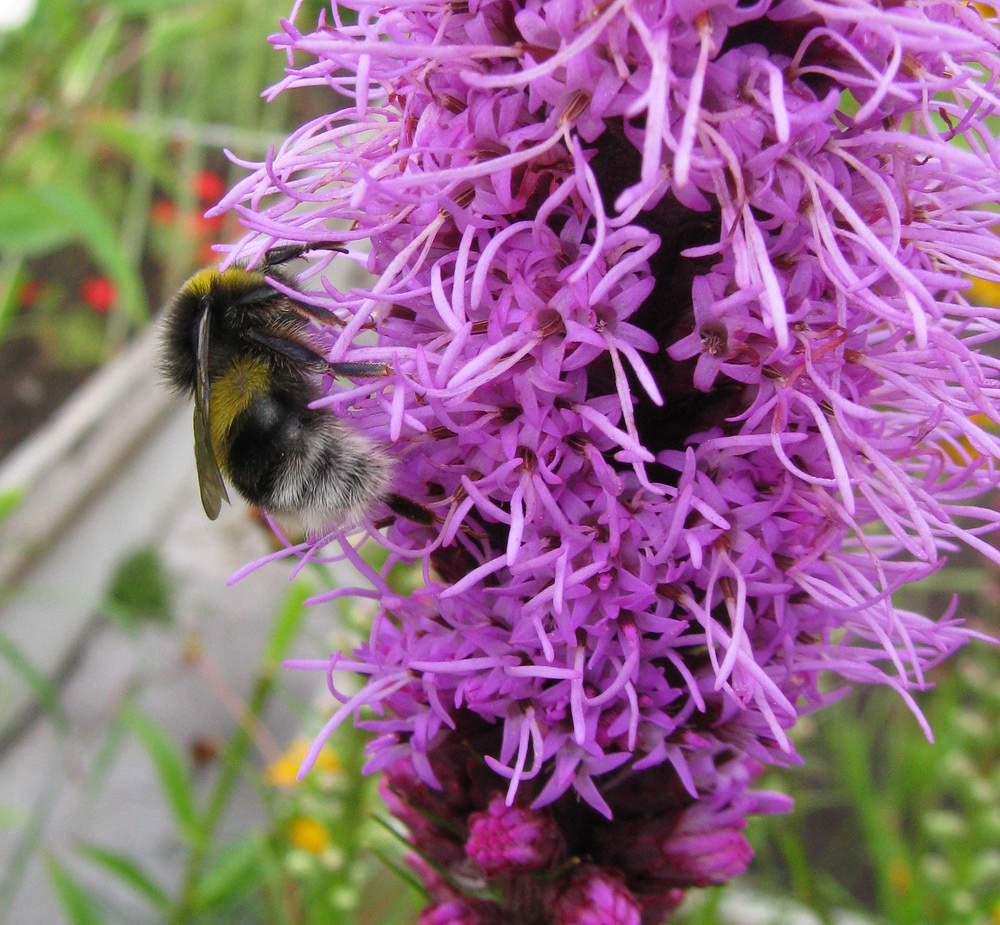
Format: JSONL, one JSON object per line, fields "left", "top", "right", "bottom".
{"left": 122, "top": 704, "right": 199, "bottom": 839}
{"left": 0, "top": 632, "right": 66, "bottom": 728}
{"left": 109, "top": 0, "right": 195, "bottom": 14}
{"left": 263, "top": 578, "right": 313, "bottom": 666}
{"left": 0, "top": 190, "right": 75, "bottom": 255}
{"left": 103, "top": 546, "right": 173, "bottom": 630}
{"left": 190, "top": 836, "right": 263, "bottom": 910}
{"left": 87, "top": 115, "right": 170, "bottom": 185}
{"left": 0, "top": 785, "right": 56, "bottom": 918}
{"left": 59, "top": 11, "right": 122, "bottom": 107}
{"left": 0, "top": 487, "right": 25, "bottom": 527}
{"left": 77, "top": 844, "right": 169, "bottom": 913}
{"left": 0, "top": 255, "right": 24, "bottom": 340}
{"left": 46, "top": 854, "right": 104, "bottom": 925}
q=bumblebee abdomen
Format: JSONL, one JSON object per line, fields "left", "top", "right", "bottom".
{"left": 224, "top": 390, "right": 390, "bottom": 528}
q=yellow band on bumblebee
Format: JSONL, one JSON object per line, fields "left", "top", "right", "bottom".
{"left": 210, "top": 356, "right": 271, "bottom": 467}
{"left": 183, "top": 267, "right": 266, "bottom": 298}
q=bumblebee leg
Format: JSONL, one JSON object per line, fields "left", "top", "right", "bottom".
{"left": 261, "top": 242, "right": 347, "bottom": 269}
{"left": 244, "top": 329, "right": 331, "bottom": 373}
{"left": 288, "top": 299, "right": 338, "bottom": 326}
{"left": 385, "top": 493, "right": 437, "bottom": 526}
{"left": 230, "top": 282, "right": 339, "bottom": 327}
{"left": 327, "top": 361, "right": 388, "bottom": 378}
{"left": 229, "top": 273, "right": 339, "bottom": 325}
{"left": 243, "top": 329, "right": 387, "bottom": 378}
{"left": 378, "top": 494, "right": 484, "bottom": 538}
{"left": 254, "top": 244, "right": 351, "bottom": 326}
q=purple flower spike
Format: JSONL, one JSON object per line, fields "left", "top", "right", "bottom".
{"left": 418, "top": 901, "right": 485, "bottom": 925}
{"left": 225, "top": 0, "right": 1000, "bottom": 918}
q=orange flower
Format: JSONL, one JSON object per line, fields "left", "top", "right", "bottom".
{"left": 287, "top": 817, "right": 329, "bottom": 854}
{"left": 265, "top": 737, "right": 340, "bottom": 788}
{"left": 941, "top": 413, "right": 999, "bottom": 464}
{"left": 887, "top": 858, "right": 912, "bottom": 894}
{"left": 967, "top": 276, "right": 1000, "bottom": 305}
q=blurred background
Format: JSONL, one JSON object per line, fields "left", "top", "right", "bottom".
{"left": 0, "top": 1, "right": 997, "bottom": 923}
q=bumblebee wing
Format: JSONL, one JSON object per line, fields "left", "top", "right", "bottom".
{"left": 193, "top": 308, "right": 229, "bottom": 520}
{"left": 194, "top": 404, "right": 228, "bottom": 520}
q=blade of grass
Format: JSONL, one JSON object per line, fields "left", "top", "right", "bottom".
{"left": 0, "top": 782, "right": 57, "bottom": 920}
{"left": 106, "top": 30, "right": 162, "bottom": 352}
{"left": 189, "top": 835, "right": 264, "bottom": 911}
{"left": 0, "top": 487, "right": 25, "bottom": 529}
{"left": 367, "top": 813, "right": 492, "bottom": 902}
{"left": 83, "top": 700, "right": 130, "bottom": 802}
{"left": 58, "top": 8, "right": 122, "bottom": 107}
{"left": 775, "top": 826, "right": 835, "bottom": 925}
{"left": 251, "top": 832, "right": 298, "bottom": 925}
{"left": 171, "top": 577, "right": 312, "bottom": 922}
{"left": 825, "top": 713, "right": 918, "bottom": 924}
{"left": 77, "top": 843, "right": 170, "bottom": 914}
{"left": 368, "top": 846, "right": 428, "bottom": 900}
{"left": 46, "top": 854, "right": 104, "bottom": 925}
{"left": 0, "top": 253, "right": 24, "bottom": 340}
{"left": 679, "top": 885, "right": 724, "bottom": 925}
{"left": 122, "top": 702, "right": 199, "bottom": 841}
{"left": 110, "top": 0, "right": 192, "bottom": 12}
{"left": 0, "top": 631, "right": 67, "bottom": 731}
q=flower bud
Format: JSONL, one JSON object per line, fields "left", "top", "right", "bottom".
{"left": 551, "top": 866, "right": 642, "bottom": 925}
{"left": 465, "top": 797, "right": 565, "bottom": 877}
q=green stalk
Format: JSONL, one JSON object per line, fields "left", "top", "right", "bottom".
{"left": 108, "top": 33, "right": 160, "bottom": 354}
{"left": 825, "top": 715, "right": 913, "bottom": 923}
{"left": 170, "top": 580, "right": 310, "bottom": 922}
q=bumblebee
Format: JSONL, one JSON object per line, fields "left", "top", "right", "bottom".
{"left": 160, "top": 243, "right": 393, "bottom": 534}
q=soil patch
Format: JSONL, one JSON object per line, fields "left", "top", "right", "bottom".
{"left": 0, "top": 335, "right": 90, "bottom": 461}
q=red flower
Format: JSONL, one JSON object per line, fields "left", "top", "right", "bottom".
{"left": 151, "top": 196, "right": 223, "bottom": 249}
{"left": 151, "top": 199, "right": 178, "bottom": 226}
{"left": 192, "top": 211, "right": 224, "bottom": 235}
{"left": 18, "top": 279, "right": 43, "bottom": 307}
{"left": 80, "top": 276, "right": 117, "bottom": 314}
{"left": 192, "top": 170, "right": 226, "bottom": 204}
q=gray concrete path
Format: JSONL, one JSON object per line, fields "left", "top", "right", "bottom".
{"left": 0, "top": 403, "right": 350, "bottom": 924}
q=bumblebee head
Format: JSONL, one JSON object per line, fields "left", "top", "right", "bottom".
{"left": 159, "top": 266, "right": 276, "bottom": 393}
{"left": 160, "top": 243, "right": 345, "bottom": 396}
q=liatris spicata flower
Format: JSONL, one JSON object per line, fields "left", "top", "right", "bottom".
{"left": 218, "top": 0, "right": 1000, "bottom": 919}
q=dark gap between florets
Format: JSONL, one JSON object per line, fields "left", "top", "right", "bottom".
{"left": 587, "top": 121, "right": 748, "bottom": 470}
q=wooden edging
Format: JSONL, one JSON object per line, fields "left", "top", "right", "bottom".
{"left": 0, "top": 326, "right": 181, "bottom": 587}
